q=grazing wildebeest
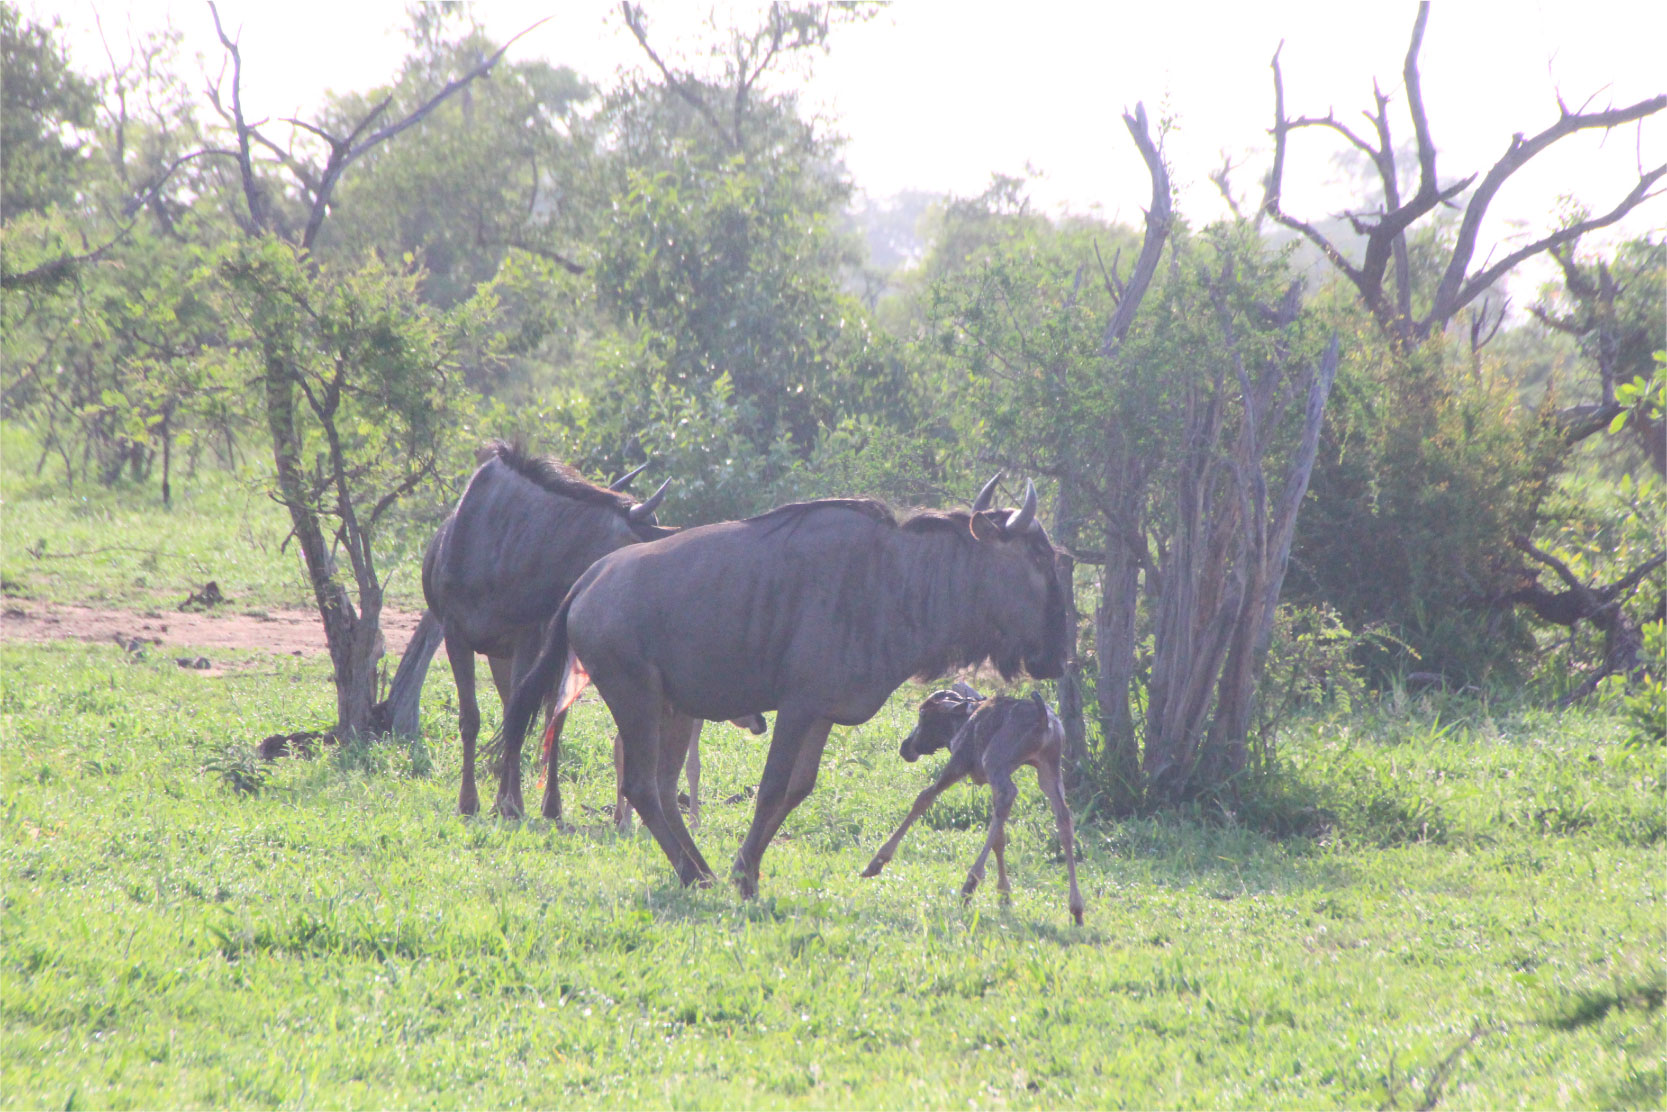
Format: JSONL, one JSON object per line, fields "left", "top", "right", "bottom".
{"left": 497, "top": 476, "right": 1070, "bottom": 897}
{"left": 861, "top": 684, "right": 1084, "bottom": 925}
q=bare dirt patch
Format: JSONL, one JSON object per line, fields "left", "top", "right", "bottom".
{"left": 0, "top": 598, "right": 424, "bottom": 666}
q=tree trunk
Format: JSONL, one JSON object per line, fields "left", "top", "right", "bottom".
{"left": 1094, "top": 530, "right": 1142, "bottom": 814}
{"left": 263, "top": 340, "right": 376, "bottom": 739}
{"left": 1050, "top": 478, "right": 1089, "bottom": 784}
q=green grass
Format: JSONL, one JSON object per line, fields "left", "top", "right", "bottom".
{"left": 3, "top": 638, "right": 1663, "bottom": 1109}
{"left": 0, "top": 423, "right": 430, "bottom": 612}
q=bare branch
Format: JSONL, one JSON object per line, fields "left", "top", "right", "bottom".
{"left": 1438, "top": 162, "right": 1667, "bottom": 323}
{"left": 207, "top": 2, "right": 266, "bottom": 232}
{"left": 1262, "top": 44, "right": 1368, "bottom": 294}
{"left": 1207, "top": 153, "right": 1247, "bottom": 221}
{"left": 2, "top": 149, "right": 232, "bottom": 290}
{"left": 1512, "top": 535, "right": 1590, "bottom": 594}
{"left": 621, "top": 2, "right": 735, "bottom": 150}
{"left": 1101, "top": 102, "right": 1173, "bottom": 354}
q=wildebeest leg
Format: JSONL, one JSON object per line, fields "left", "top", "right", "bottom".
{"left": 612, "top": 733, "right": 634, "bottom": 833}
{"left": 991, "top": 822, "right": 1010, "bottom": 904}
{"left": 538, "top": 709, "right": 568, "bottom": 823}
{"left": 861, "top": 745, "right": 979, "bottom": 877}
{"left": 732, "top": 711, "right": 833, "bottom": 899}
{"left": 617, "top": 716, "right": 701, "bottom": 832}
{"left": 961, "top": 769, "right": 1018, "bottom": 904}
{"left": 607, "top": 679, "right": 714, "bottom": 886}
{"left": 654, "top": 709, "right": 707, "bottom": 870}
{"left": 684, "top": 719, "right": 702, "bottom": 830}
{"left": 1036, "top": 758, "right": 1085, "bottom": 925}
{"left": 489, "top": 652, "right": 528, "bottom": 819}
{"left": 444, "top": 629, "right": 481, "bottom": 816}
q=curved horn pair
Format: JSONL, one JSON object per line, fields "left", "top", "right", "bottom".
{"left": 627, "top": 478, "right": 671, "bottom": 522}
{"left": 609, "top": 461, "right": 650, "bottom": 492}
{"left": 972, "top": 473, "right": 1038, "bottom": 533}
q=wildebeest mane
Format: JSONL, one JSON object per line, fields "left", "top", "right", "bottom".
{"left": 747, "top": 502, "right": 984, "bottom": 539}
{"left": 481, "top": 439, "right": 635, "bottom": 513}
{"left": 747, "top": 497, "right": 897, "bottom": 535}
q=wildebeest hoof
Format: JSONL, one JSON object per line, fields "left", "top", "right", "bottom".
{"left": 494, "top": 796, "right": 524, "bottom": 820}
{"left": 860, "top": 859, "right": 885, "bottom": 878}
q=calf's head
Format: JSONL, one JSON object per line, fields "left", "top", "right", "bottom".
{"left": 899, "top": 683, "right": 984, "bottom": 762}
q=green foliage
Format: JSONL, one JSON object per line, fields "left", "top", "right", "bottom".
{"left": 1606, "top": 620, "right": 1666, "bottom": 749}
{"left": 319, "top": 14, "right": 594, "bottom": 310}
{"left": 0, "top": 2, "right": 96, "bottom": 221}
{"left": 202, "top": 742, "right": 269, "bottom": 797}
{"left": 1611, "top": 351, "right": 1665, "bottom": 435}
{"left": 580, "top": 156, "right": 902, "bottom": 521}
{"left": 1289, "top": 325, "right": 1563, "bottom": 685}
{"left": 6, "top": 231, "right": 234, "bottom": 490}
{"left": 1252, "top": 604, "right": 1404, "bottom": 755}
{"left": 209, "top": 237, "right": 491, "bottom": 566}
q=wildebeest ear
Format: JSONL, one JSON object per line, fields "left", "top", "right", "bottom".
{"left": 969, "top": 510, "right": 1004, "bottom": 543}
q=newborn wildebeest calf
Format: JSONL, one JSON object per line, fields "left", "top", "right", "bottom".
{"left": 862, "top": 684, "right": 1084, "bottom": 925}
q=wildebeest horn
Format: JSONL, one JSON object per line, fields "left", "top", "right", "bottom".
{"left": 971, "top": 472, "right": 1003, "bottom": 514}
{"left": 609, "top": 461, "right": 649, "bottom": 491}
{"left": 627, "top": 478, "right": 671, "bottom": 522}
{"left": 950, "top": 681, "right": 984, "bottom": 700}
{"left": 1005, "top": 479, "right": 1037, "bottom": 534}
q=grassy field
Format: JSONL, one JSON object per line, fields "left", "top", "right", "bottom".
{"left": 2, "top": 434, "right": 1663, "bottom": 1107}
{"left": 2, "top": 635, "right": 1662, "bottom": 1109}
{"left": 0, "top": 423, "right": 433, "bottom": 612}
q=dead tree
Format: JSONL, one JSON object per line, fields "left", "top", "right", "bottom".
{"left": 1080, "top": 107, "right": 1343, "bottom": 807}
{"left": 1511, "top": 537, "right": 1664, "bottom": 705}
{"left": 1261, "top": 1, "right": 1665, "bottom": 351}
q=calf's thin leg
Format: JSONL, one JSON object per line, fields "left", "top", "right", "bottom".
{"left": 1035, "top": 759, "right": 1085, "bottom": 925}
{"left": 444, "top": 629, "right": 481, "bottom": 816}
{"left": 861, "top": 745, "right": 979, "bottom": 877}
{"left": 961, "top": 770, "right": 1018, "bottom": 903}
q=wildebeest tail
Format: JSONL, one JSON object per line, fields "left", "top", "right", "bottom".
{"left": 370, "top": 610, "right": 441, "bottom": 737}
{"left": 493, "top": 597, "right": 582, "bottom": 766}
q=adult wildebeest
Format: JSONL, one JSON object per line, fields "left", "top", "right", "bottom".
{"left": 498, "top": 476, "right": 1070, "bottom": 897}
{"left": 862, "top": 684, "right": 1084, "bottom": 925}
{"left": 415, "top": 441, "right": 675, "bottom": 819}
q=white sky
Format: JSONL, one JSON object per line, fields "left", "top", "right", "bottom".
{"left": 39, "top": 1, "right": 1667, "bottom": 268}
